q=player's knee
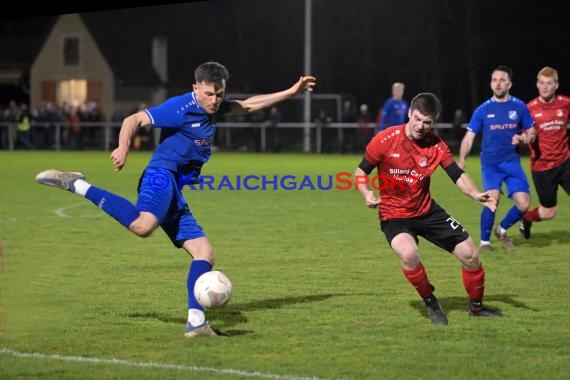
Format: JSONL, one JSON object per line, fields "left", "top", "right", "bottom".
{"left": 462, "top": 252, "right": 480, "bottom": 267}
{"left": 399, "top": 250, "right": 419, "bottom": 267}
{"left": 194, "top": 249, "right": 216, "bottom": 264}
{"left": 128, "top": 219, "right": 158, "bottom": 237}
{"left": 127, "top": 212, "right": 159, "bottom": 237}
{"left": 129, "top": 224, "right": 155, "bottom": 237}
{"left": 514, "top": 193, "right": 530, "bottom": 211}
{"left": 454, "top": 240, "right": 479, "bottom": 267}
{"left": 182, "top": 237, "right": 216, "bottom": 264}
{"left": 542, "top": 207, "right": 557, "bottom": 219}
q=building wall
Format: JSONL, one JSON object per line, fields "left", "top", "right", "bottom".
{"left": 30, "top": 14, "right": 114, "bottom": 120}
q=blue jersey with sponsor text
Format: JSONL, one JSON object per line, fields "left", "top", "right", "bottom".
{"left": 144, "top": 92, "right": 232, "bottom": 174}
{"left": 467, "top": 96, "right": 533, "bottom": 164}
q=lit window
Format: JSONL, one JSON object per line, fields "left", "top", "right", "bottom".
{"left": 57, "top": 79, "right": 87, "bottom": 109}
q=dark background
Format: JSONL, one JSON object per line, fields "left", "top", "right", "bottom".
{"left": 3, "top": 0, "right": 570, "bottom": 121}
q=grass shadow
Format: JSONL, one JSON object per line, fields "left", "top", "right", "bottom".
{"left": 409, "top": 293, "right": 539, "bottom": 321}
{"left": 517, "top": 228, "right": 570, "bottom": 248}
{"left": 127, "top": 293, "right": 339, "bottom": 336}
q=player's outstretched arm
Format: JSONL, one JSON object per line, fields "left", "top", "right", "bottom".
{"left": 110, "top": 111, "right": 151, "bottom": 172}
{"left": 228, "top": 76, "right": 316, "bottom": 115}
{"left": 455, "top": 172, "right": 497, "bottom": 212}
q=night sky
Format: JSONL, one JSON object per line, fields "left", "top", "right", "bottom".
{"left": 4, "top": 0, "right": 570, "bottom": 121}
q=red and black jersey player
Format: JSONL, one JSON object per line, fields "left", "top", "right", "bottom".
{"left": 518, "top": 66, "right": 570, "bottom": 239}
{"left": 354, "top": 92, "right": 502, "bottom": 324}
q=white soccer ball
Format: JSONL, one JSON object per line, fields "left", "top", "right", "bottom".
{"left": 194, "top": 271, "right": 233, "bottom": 308}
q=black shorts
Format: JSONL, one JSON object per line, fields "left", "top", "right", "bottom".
{"left": 380, "top": 202, "right": 470, "bottom": 253}
{"left": 532, "top": 158, "right": 570, "bottom": 208}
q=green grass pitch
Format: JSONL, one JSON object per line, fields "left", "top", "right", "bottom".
{"left": 1, "top": 151, "right": 570, "bottom": 379}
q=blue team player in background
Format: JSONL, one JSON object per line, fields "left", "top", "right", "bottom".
{"left": 378, "top": 82, "right": 408, "bottom": 132}
{"left": 458, "top": 65, "right": 535, "bottom": 253}
{"left": 36, "top": 62, "right": 316, "bottom": 338}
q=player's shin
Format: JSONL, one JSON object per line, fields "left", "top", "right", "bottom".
{"left": 402, "top": 262, "right": 434, "bottom": 298}
{"left": 501, "top": 205, "right": 525, "bottom": 229}
{"left": 84, "top": 186, "right": 140, "bottom": 228}
{"left": 480, "top": 207, "right": 496, "bottom": 242}
{"left": 462, "top": 265, "right": 485, "bottom": 311}
{"left": 187, "top": 260, "right": 212, "bottom": 325}
{"left": 523, "top": 207, "right": 542, "bottom": 222}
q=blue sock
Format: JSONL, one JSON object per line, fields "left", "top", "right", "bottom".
{"left": 187, "top": 260, "right": 212, "bottom": 310}
{"left": 480, "top": 207, "right": 495, "bottom": 241}
{"left": 501, "top": 205, "right": 525, "bottom": 230}
{"left": 85, "top": 186, "right": 139, "bottom": 228}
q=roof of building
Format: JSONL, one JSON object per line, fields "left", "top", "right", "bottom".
{"left": 1, "top": 14, "right": 161, "bottom": 87}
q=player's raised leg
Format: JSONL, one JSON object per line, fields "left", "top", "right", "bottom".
{"left": 36, "top": 169, "right": 141, "bottom": 229}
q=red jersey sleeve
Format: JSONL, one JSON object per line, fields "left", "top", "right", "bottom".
{"left": 364, "top": 126, "right": 399, "bottom": 165}
{"left": 364, "top": 133, "right": 384, "bottom": 165}
{"left": 438, "top": 140, "right": 455, "bottom": 169}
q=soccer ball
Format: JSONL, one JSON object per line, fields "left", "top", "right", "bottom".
{"left": 194, "top": 271, "right": 233, "bottom": 308}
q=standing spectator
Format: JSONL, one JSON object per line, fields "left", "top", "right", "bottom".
{"left": 341, "top": 99, "right": 357, "bottom": 123}
{"left": 356, "top": 103, "right": 373, "bottom": 151}
{"left": 1, "top": 109, "right": 14, "bottom": 149}
{"left": 314, "top": 108, "right": 333, "bottom": 153}
{"left": 16, "top": 103, "right": 33, "bottom": 150}
{"left": 378, "top": 82, "right": 408, "bottom": 132}
{"left": 35, "top": 101, "right": 62, "bottom": 149}
{"left": 82, "top": 101, "right": 104, "bottom": 149}
{"left": 341, "top": 99, "right": 358, "bottom": 153}
{"left": 67, "top": 107, "right": 82, "bottom": 150}
{"left": 4, "top": 101, "right": 20, "bottom": 149}
{"left": 518, "top": 66, "right": 570, "bottom": 238}
{"left": 458, "top": 65, "right": 535, "bottom": 252}
{"left": 355, "top": 92, "right": 501, "bottom": 324}
{"left": 266, "top": 106, "right": 282, "bottom": 152}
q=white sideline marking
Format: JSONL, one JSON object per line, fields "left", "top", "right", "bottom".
{"left": 0, "top": 348, "right": 326, "bottom": 380}
{"left": 55, "top": 202, "right": 88, "bottom": 218}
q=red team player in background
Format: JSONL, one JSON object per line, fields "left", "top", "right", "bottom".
{"left": 355, "top": 92, "right": 501, "bottom": 325}
{"left": 518, "top": 66, "right": 570, "bottom": 238}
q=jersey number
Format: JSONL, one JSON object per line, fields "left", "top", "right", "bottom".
{"left": 446, "top": 216, "right": 465, "bottom": 232}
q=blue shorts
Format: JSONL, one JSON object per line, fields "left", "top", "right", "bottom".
{"left": 481, "top": 161, "right": 530, "bottom": 198}
{"left": 137, "top": 167, "right": 205, "bottom": 247}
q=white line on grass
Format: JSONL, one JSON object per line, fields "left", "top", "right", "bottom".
{"left": 54, "top": 197, "right": 137, "bottom": 218}
{"left": 0, "top": 348, "right": 327, "bottom": 380}
{"left": 55, "top": 202, "right": 88, "bottom": 218}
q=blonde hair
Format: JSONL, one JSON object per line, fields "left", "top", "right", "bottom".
{"left": 537, "top": 66, "right": 558, "bottom": 82}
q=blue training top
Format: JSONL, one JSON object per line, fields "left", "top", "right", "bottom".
{"left": 144, "top": 92, "right": 232, "bottom": 174}
{"left": 379, "top": 98, "right": 408, "bottom": 131}
{"left": 467, "top": 96, "right": 533, "bottom": 165}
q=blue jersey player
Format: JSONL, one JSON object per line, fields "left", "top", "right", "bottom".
{"left": 459, "top": 65, "right": 536, "bottom": 252}
{"left": 378, "top": 82, "right": 408, "bottom": 132}
{"left": 36, "top": 62, "right": 316, "bottom": 338}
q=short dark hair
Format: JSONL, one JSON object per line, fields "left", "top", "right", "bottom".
{"left": 493, "top": 65, "right": 514, "bottom": 81}
{"left": 409, "top": 93, "right": 442, "bottom": 120}
{"left": 194, "top": 62, "right": 230, "bottom": 84}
